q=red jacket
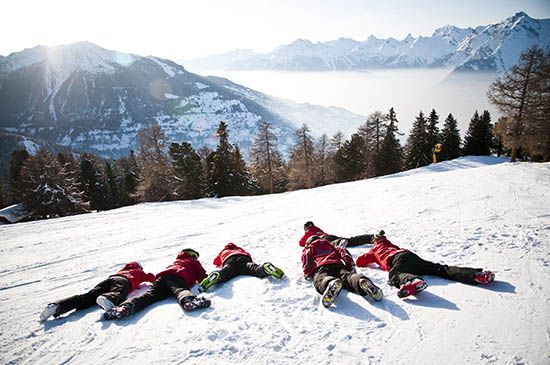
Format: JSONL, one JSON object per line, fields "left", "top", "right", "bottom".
{"left": 299, "top": 225, "right": 329, "bottom": 247}
{"left": 301, "top": 237, "right": 355, "bottom": 278}
{"left": 156, "top": 252, "right": 208, "bottom": 288}
{"left": 356, "top": 238, "right": 408, "bottom": 271}
{"left": 111, "top": 262, "right": 156, "bottom": 290}
{"left": 213, "top": 243, "right": 252, "bottom": 267}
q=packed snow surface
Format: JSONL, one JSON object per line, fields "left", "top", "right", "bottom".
{"left": 1, "top": 156, "right": 549, "bottom": 364}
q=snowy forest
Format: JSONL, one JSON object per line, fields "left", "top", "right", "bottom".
{"left": 0, "top": 46, "right": 548, "bottom": 222}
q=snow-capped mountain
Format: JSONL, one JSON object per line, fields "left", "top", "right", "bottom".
{"left": 182, "top": 12, "right": 550, "bottom": 73}
{"left": 2, "top": 157, "right": 549, "bottom": 364}
{"left": 0, "top": 42, "right": 364, "bottom": 164}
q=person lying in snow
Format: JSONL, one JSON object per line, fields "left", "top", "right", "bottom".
{"left": 103, "top": 249, "right": 210, "bottom": 320}
{"left": 299, "top": 221, "right": 374, "bottom": 248}
{"left": 40, "top": 261, "right": 156, "bottom": 321}
{"left": 302, "top": 235, "right": 383, "bottom": 308}
{"left": 198, "top": 243, "right": 285, "bottom": 292}
{"left": 356, "top": 231, "right": 495, "bottom": 298}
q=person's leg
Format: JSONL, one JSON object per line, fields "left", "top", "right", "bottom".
{"left": 346, "top": 234, "right": 374, "bottom": 247}
{"left": 217, "top": 255, "right": 251, "bottom": 282}
{"left": 338, "top": 268, "right": 383, "bottom": 300}
{"left": 388, "top": 252, "right": 424, "bottom": 288}
{"left": 416, "top": 258, "right": 483, "bottom": 285}
{"left": 101, "top": 276, "right": 132, "bottom": 305}
{"left": 120, "top": 277, "right": 170, "bottom": 314}
{"left": 162, "top": 274, "right": 211, "bottom": 311}
{"left": 313, "top": 265, "right": 340, "bottom": 295}
{"left": 55, "top": 278, "right": 112, "bottom": 315}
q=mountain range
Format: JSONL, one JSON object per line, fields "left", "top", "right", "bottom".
{"left": 0, "top": 42, "right": 364, "bottom": 170}
{"left": 181, "top": 12, "right": 550, "bottom": 73}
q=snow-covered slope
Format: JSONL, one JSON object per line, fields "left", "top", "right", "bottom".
{"left": 182, "top": 12, "right": 550, "bottom": 73}
{"left": 1, "top": 157, "right": 549, "bottom": 364}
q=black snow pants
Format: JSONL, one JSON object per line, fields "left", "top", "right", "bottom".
{"left": 56, "top": 276, "right": 131, "bottom": 315}
{"left": 388, "top": 251, "right": 483, "bottom": 288}
{"left": 312, "top": 264, "right": 371, "bottom": 296}
{"left": 120, "top": 274, "right": 193, "bottom": 314}
{"left": 217, "top": 254, "right": 268, "bottom": 283}
{"left": 325, "top": 234, "right": 373, "bottom": 247}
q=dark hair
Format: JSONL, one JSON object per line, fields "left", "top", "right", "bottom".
{"left": 304, "top": 221, "right": 314, "bottom": 231}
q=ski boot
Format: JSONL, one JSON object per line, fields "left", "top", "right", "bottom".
{"left": 96, "top": 295, "right": 115, "bottom": 311}
{"left": 473, "top": 271, "right": 495, "bottom": 284}
{"left": 263, "top": 262, "right": 286, "bottom": 279}
{"left": 397, "top": 278, "right": 428, "bottom": 298}
{"left": 198, "top": 271, "right": 221, "bottom": 292}
{"left": 181, "top": 296, "right": 211, "bottom": 312}
{"left": 40, "top": 303, "right": 60, "bottom": 321}
{"left": 321, "top": 278, "right": 343, "bottom": 308}
{"left": 103, "top": 303, "right": 133, "bottom": 320}
{"left": 359, "top": 278, "right": 384, "bottom": 301}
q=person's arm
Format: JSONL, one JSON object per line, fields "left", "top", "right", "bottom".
{"left": 301, "top": 247, "right": 315, "bottom": 279}
{"left": 356, "top": 251, "right": 376, "bottom": 267}
{"left": 144, "top": 272, "right": 156, "bottom": 283}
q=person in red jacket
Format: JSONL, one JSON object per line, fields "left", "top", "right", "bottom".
{"left": 40, "top": 261, "right": 156, "bottom": 321}
{"left": 356, "top": 231, "right": 495, "bottom": 298}
{"left": 299, "top": 221, "right": 374, "bottom": 248}
{"left": 104, "top": 249, "right": 210, "bottom": 320}
{"left": 302, "top": 235, "right": 383, "bottom": 308}
{"left": 198, "top": 243, "right": 285, "bottom": 292}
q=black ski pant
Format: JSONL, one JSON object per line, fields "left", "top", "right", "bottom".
{"left": 217, "top": 255, "right": 268, "bottom": 283}
{"left": 56, "top": 276, "right": 131, "bottom": 315}
{"left": 325, "top": 234, "right": 373, "bottom": 247}
{"left": 312, "top": 264, "right": 371, "bottom": 296}
{"left": 120, "top": 274, "right": 193, "bottom": 314}
{"left": 388, "top": 251, "right": 483, "bottom": 288}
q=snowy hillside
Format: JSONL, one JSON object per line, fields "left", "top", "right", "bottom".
{"left": 182, "top": 12, "right": 550, "bottom": 73}
{"left": 1, "top": 157, "right": 549, "bottom": 364}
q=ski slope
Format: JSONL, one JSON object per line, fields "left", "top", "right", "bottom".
{"left": 1, "top": 156, "right": 549, "bottom": 365}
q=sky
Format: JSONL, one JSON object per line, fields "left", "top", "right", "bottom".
{"left": 2, "top": 0, "right": 549, "bottom": 59}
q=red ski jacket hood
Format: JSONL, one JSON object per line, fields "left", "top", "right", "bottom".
{"left": 301, "top": 237, "right": 355, "bottom": 278}
{"left": 355, "top": 238, "right": 408, "bottom": 271}
{"left": 111, "top": 261, "right": 156, "bottom": 290}
{"left": 213, "top": 243, "right": 252, "bottom": 267}
{"left": 299, "top": 225, "right": 328, "bottom": 247}
{"left": 156, "top": 252, "right": 208, "bottom": 288}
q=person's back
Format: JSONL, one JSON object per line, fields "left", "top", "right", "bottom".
{"left": 356, "top": 237, "right": 407, "bottom": 271}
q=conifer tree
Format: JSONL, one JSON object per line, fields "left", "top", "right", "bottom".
{"left": 426, "top": 109, "right": 441, "bottom": 151}
{"left": 439, "top": 113, "right": 462, "bottom": 161}
{"left": 115, "top": 150, "right": 140, "bottom": 206}
{"left": 288, "top": 124, "right": 315, "bottom": 190}
{"left": 78, "top": 153, "right": 107, "bottom": 210}
{"left": 206, "top": 121, "right": 253, "bottom": 197}
{"left": 9, "top": 149, "right": 29, "bottom": 204}
{"left": 403, "top": 111, "right": 430, "bottom": 169}
{"left": 334, "top": 134, "right": 366, "bottom": 182}
{"left": 376, "top": 107, "right": 402, "bottom": 176}
{"left": 313, "top": 133, "right": 335, "bottom": 186}
{"left": 137, "top": 124, "right": 173, "bottom": 202}
{"left": 103, "top": 161, "right": 121, "bottom": 209}
{"left": 169, "top": 142, "right": 203, "bottom": 200}
{"left": 249, "top": 121, "right": 286, "bottom": 194}
{"left": 20, "top": 149, "right": 89, "bottom": 219}
{"left": 463, "top": 110, "right": 493, "bottom": 156}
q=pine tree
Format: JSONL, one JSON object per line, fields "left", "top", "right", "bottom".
{"left": 463, "top": 110, "right": 493, "bottom": 156}
{"left": 78, "top": 153, "right": 107, "bottom": 210}
{"left": 376, "top": 107, "right": 402, "bottom": 176}
{"left": 288, "top": 124, "right": 315, "bottom": 190}
{"left": 488, "top": 46, "right": 550, "bottom": 161}
{"left": 334, "top": 134, "right": 366, "bottom": 182}
{"left": 103, "top": 161, "right": 121, "bottom": 209}
{"left": 358, "top": 111, "right": 386, "bottom": 177}
{"left": 169, "top": 142, "right": 203, "bottom": 200}
{"left": 137, "top": 124, "right": 173, "bottom": 202}
{"left": 206, "top": 121, "right": 253, "bottom": 197}
{"left": 249, "top": 121, "right": 286, "bottom": 194}
{"left": 313, "top": 133, "right": 334, "bottom": 186}
{"left": 439, "top": 113, "right": 462, "bottom": 161}
{"left": 9, "top": 149, "right": 30, "bottom": 204}
{"left": 20, "top": 149, "right": 89, "bottom": 219}
{"left": 115, "top": 150, "right": 140, "bottom": 206}
{"left": 426, "top": 109, "right": 441, "bottom": 152}
{"left": 403, "top": 111, "right": 430, "bottom": 169}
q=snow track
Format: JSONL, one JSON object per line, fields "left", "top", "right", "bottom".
{"left": 1, "top": 157, "right": 549, "bottom": 364}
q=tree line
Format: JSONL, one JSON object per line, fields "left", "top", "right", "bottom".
{"left": 0, "top": 46, "right": 547, "bottom": 221}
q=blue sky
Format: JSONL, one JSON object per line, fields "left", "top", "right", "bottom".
{"left": 2, "top": 0, "right": 549, "bottom": 59}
